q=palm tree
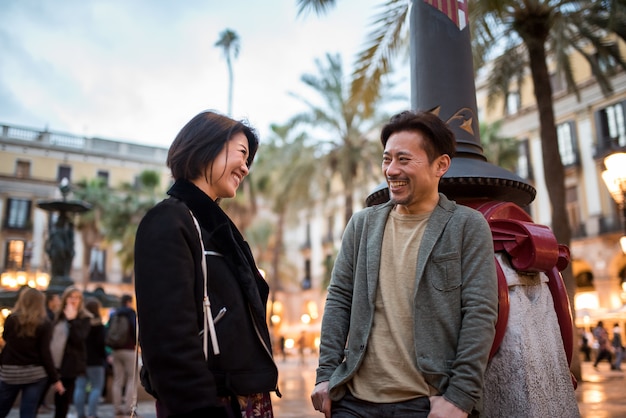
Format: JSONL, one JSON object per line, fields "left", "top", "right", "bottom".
{"left": 297, "top": 0, "right": 410, "bottom": 114}
{"left": 298, "top": 0, "right": 626, "bottom": 382}
{"left": 251, "top": 121, "right": 319, "bottom": 322}
{"left": 296, "top": 0, "right": 626, "bottom": 237}
{"left": 289, "top": 52, "right": 392, "bottom": 226}
{"left": 469, "top": 3, "right": 626, "bottom": 383}
{"left": 215, "top": 28, "right": 240, "bottom": 116}
{"left": 480, "top": 120, "right": 519, "bottom": 173}
{"left": 103, "top": 170, "right": 162, "bottom": 280}
{"left": 471, "top": 1, "right": 626, "bottom": 254}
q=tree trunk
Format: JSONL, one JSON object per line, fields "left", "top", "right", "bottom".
{"left": 525, "top": 38, "right": 579, "bottom": 381}
{"left": 227, "top": 55, "right": 234, "bottom": 116}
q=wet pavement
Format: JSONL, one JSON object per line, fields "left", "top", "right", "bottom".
{"left": 577, "top": 361, "right": 626, "bottom": 418}
{"left": 7, "top": 356, "right": 624, "bottom": 417}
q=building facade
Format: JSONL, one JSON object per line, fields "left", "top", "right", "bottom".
{"left": 475, "top": 39, "right": 626, "bottom": 333}
{"left": 0, "top": 123, "right": 170, "bottom": 301}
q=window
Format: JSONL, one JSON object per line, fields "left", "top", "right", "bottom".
{"left": 96, "top": 170, "right": 109, "bottom": 187}
{"left": 576, "top": 272, "right": 594, "bottom": 289}
{"left": 4, "top": 198, "right": 31, "bottom": 229}
{"left": 506, "top": 91, "right": 521, "bottom": 115}
{"left": 566, "top": 186, "right": 582, "bottom": 237}
{"left": 57, "top": 165, "right": 72, "bottom": 183}
{"left": 557, "top": 122, "right": 578, "bottom": 166}
{"left": 595, "top": 44, "right": 618, "bottom": 73}
{"left": 89, "top": 247, "right": 107, "bottom": 282}
{"left": 15, "top": 160, "right": 31, "bottom": 178}
{"left": 516, "top": 139, "right": 532, "bottom": 180}
{"left": 550, "top": 71, "right": 566, "bottom": 95}
{"left": 4, "top": 240, "right": 25, "bottom": 270}
{"left": 596, "top": 102, "right": 626, "bottom": 150}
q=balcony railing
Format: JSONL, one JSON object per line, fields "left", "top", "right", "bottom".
{"left": 0, "top": 123, "right": 167, "bottom": 163}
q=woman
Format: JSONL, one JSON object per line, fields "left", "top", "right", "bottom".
{"left": 135, "top": 110, "right": 279, "bottom": 418}
{"left": 51, "top": 286, "right": 91, "bottom": 418}
{"left": 73, "top": 298, "right": 107, "bottom": 418}
{"left": 0, "top": 288, "right": 64, "bottom": 418}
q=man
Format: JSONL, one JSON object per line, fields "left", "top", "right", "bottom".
{"left": 108, "top": 294, "right": 137, "bottom": 416}
{"left": 310, "top": 111, "right": 498, "bottom": 418}
{"left": 611, "top": 323, "right": 623, "bottom": 371}
{"left": 592, "top": 321, "right": 612, "bottom": 369}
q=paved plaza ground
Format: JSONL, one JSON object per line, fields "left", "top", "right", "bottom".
{"left": 6, "top": 356, "right": 624, "bottom": 417}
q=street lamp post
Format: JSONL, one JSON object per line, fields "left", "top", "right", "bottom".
{"left": 601, "top": 152, "right": 626, "bottom": 253}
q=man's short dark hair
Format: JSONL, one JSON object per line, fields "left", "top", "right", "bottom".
{"left": 121, "top": 294, "right": 133, "bottom": 306}
{"left": 381, "top": 110, "right": 456, "bottom": 163}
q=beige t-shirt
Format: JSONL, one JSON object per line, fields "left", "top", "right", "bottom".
{"left": 348, "top": 209, "right": 431, "bottom": 402}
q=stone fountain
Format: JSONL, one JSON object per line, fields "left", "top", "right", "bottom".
{"left": 37, "top": 179, "right": 120, "bottom": 307}
{"left": 37, "top": 178, "right": 92, "bottom": 294}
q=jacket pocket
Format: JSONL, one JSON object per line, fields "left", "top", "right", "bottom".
{"left": 430, "top": 252, "right": 461, "bottom": 291}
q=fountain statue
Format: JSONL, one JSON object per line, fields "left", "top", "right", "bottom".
{"left": 37, "top": 179, "right": 121, "bottom": 307}
{"left": 38, "top": 178, "right": 92, "bottom": 293}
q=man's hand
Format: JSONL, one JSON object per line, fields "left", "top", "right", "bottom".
{"left": 311, "top": 381, "right": 331, "bottom": 417}
{"left": 428, "top": 396, "right": 468, "bottom": 418}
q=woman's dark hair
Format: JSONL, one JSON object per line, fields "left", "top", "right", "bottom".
{"left": 380, "top": 110, "right": 456, "bottom": 163}
{"left": 167, "top": 110, "right": 260, "bottom": 181}
{"left": 84, "top": 297, "right": 102, "bottom": 319}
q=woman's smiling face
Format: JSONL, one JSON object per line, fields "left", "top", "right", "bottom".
{"left": 203, "top": 132, "right": 250, "bottom": 200}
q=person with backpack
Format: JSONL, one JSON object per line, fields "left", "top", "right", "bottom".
{"left": 106, "top": 294, "right": 136, "bottom": 416}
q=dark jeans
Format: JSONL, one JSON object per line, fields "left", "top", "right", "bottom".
{"left": 332, "top": 391, "right": 430, "bottom": 418}
{"left": 54, "top": 377, "right": 76, "bottom": 418}
{"left": 594, "top": 348, "right": 613, "bottom": 367}
{"left": 0, "top": 377, "right": 48, "bottom": 418}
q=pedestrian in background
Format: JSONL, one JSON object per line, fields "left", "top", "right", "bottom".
{"left": 311, "top": 111, "right": 498, "bottom": 418}
{"left": 135, "top": 110, "right": 279, "bottom": 418}
{"left": 74, "top": 297, "right": 107, "bottom": 418}
{"left": 580, "top": 329, "right": 591, "bottom": 362}
{"left": 107, "top": 294, "right": 137, "bottom": 416}
{"left": 593, "top": 321, "right": 612, "bottom": 369}
{"left": 0, "top": 288, "right": 64, "bottom": 418}
{"left": 37, "top": 292, "right": 63, "bottom": 412}
{"left": 611, "top": 323, "right": 623, "bottom": 371}
{"left": 50, "top": 286, "right": 91, "bottom": 418}
{"left": 45, "top": 294, "right": 61, "bottom": 321}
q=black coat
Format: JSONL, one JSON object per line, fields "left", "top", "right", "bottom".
{"left": 56, "top": 315, "right": 90, "bottom": 378}
{"left": 135, "top": 179, "right": 278, "bottom": 416}
{"left": 85, "top": 319, "right": 107, "bottom": 367}
{"left": 1, "top": 314, "right": 59, "bottom": 382}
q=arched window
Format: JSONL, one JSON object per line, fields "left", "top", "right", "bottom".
{"left": 575, "top": 271, "right": 594, "bottom": 289}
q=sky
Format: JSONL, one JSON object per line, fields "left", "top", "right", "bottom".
{"left": 0, "top": 0, "right": 409, "bottom": 148}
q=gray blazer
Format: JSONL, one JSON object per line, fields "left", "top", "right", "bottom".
{"left": 316, "top": 194, "right": 498, "bottom": 414}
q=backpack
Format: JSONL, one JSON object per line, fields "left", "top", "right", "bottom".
{"left": 106, "top": 313, "right": 131, "bottom": 349}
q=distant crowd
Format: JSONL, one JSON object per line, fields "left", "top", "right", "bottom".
{"left": 0, "top": 286, "right": 137, "bottom": 418}
{"left": 580, "top": 320, "right": 624, "bottom": 371}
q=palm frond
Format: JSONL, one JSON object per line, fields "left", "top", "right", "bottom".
{"left": 296, "top": 0, "right": 338, "bottom": 17}
{"left": 351, "top": 0, "right": 410, "bottom": 116}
